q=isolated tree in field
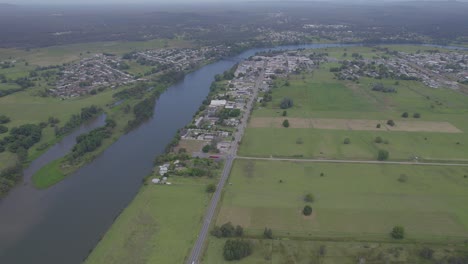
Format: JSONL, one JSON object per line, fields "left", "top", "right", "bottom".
{"left": 390, "top": 225, "right": 405, "bottom": 239}
{"left": 413, "top": 113, "right": 421, "bottom": 118}
{"left": 343, "top": 138, "right": 351, "bottom": 144}
{"left": 304, "top": 193, "right": 315, "bottom": 203}
{"left": 303, "top": 205, "right": 313, "bottom": 216}
{"left": 376, "top": 124, "right": 381, "bottom": 128}
{"left": 223, "top": 239, "right": 252, "bottom": 261}
{"left": 401, "top": 112, "right": 409, "bottom": 118}
{"left": 387, "top": 119, "right": 395, "bottom": 126}
{"left": 206, "top": 183, "right": 216, "bottom": 193}
{"left": 280, "top": 97, "right": 294, "bottom": 109}
{"left": 282, "top": 119, "right": 290, "bottom": 128}
{"left": 263, "top": 228, "right": 273, "bottom": 239}
{"left": 374, "top": 136, "right": 383, "bottom": 144}
{"left": 282, "top": 110, "right": 287, "bottom": 116}
{"left": 377, "top": 149, "right": 389, "bottom": 161}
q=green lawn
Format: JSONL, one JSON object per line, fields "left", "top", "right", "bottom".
{"left": 85, "top": 177, "right": 215, "bottom": 264}
{"left": 203, "top": 238, "right": 467, "bottom": 264}
{"left": 216, "top": 160, "right": 468, "bottom": 242}
{"left": 240, "top": 128, "right": 468, "bottom": 161}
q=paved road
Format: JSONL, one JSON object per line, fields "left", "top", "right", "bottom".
{"left": 186, "top": 64, "right": 266, "bottom": 264}
{"left": 236, "top": 156, "right": 468, "bottom": 167}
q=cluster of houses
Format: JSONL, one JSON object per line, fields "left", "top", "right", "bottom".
{"left": 52, "top": 54, "right": 135, "bottom": 98}
{"left": 133, "top": 46, "right": 230, "bottom": 72}
{"left": 332, "top": 50, "right": 468, "bottom": 89}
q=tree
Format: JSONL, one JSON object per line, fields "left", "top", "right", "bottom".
{"left": 377, "top": 149, "right": 389, "bottom": 161}
{"left": 343, "top": 138, "right": 351, "bottom": 144}
{"left": 223, "top": 239, "right": 252, "bottom": 261}
{"left": 202, "top": 145, "right": 211, "bottom": 153}
{"left": 220, "top": 222, "right": 235, "bottom": 237}
{"left": 304, "top": 193, "right": 315, "bottom": 203}
{"left": 211, "top": 226, "right": 222, "bottom": 238}
{"left": 401, "top": 112, "right": 409, "bottom": 118}
{"left": 413, "top": 113, "right": 421, "bottom": 118}
{"left": 390, "top": 225, "right": 405, "bottom": 239}
{"left": 263, "top": 228, "right": 273, "bottom": 239}
{"left": 374, "top": 136, "right": 383, "bottom": 143}
{"left": 280, "top": 97, "right": 293, "bottom": 109}
{"left": 303, "top": 205, "right": 313, "bottom": 216}
{"left": 387, "top": 120, "right": 395, "bottom": 126}
{"left": 282, "top": 119, "right": 290, "bottom": 128}
{"left": 206, "top": 183, "right": 216, "bottom": 193}
{"left": 282, "top": 110, "right": 287, "bottom": 117}
{"left": 235, "top": 225, "right": 244, "bottom": 237}
{"left": 376, "top": 124, "right": 381, "bottom": 128}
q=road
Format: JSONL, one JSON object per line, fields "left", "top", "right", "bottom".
{"left": 236, "top": 156, "right": 468, "bottom": 167}
{"left": 186, "top": 64, "right": 265, "bottom": 264}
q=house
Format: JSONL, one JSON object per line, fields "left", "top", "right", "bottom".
{"left": 210, "top": 100, "right": 227, "bottom": 107}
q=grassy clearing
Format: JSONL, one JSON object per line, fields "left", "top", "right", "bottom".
{"left": 0, "top": 152, "right": 17, "bottom": 168}
{"left": 203, "top": 238, "right": 468, "bottom": 264}
{"left": 216, "top": 159, "right": 468, "bottom": 241}
{"left": 31, "top": 158, "right": 65, "bottom": 189}
{"left": 85, "top": 176, "right": 216, "bottom": 264}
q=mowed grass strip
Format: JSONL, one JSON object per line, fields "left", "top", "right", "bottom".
{"left": 85, "top": 179, "right": 212, "bottom": 264}
{"left": 249, "top": 117, "right": 461, "bottom": 133}
{"left": 216, "top": 160, "right": 468, "bottom": 241}
{"left": 239, "top": 128, "right": 468, "bottom": 160}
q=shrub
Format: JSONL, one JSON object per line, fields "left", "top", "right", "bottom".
{"left": 282, "top": 119, "right": 290, "bottom": 128}
{"left": 343, "top": 138, "right": 351, "bottom": 144}
{"left": 0, "top": 125, "right": 8, "bottom": 134}
{"left": 303, "top": 205, "right": 313, "bottom": 216}
{"left": 387, "top": 120, "right": 395, "bottom": 126}
{"left": 304, "top": 193, "right": 315, "bottom": 203}
{"left": 419, "top": 247, "right": 434, "bottom": 260}
{"left": 401, "top": 112, "right": 409, "bottom": 118}
{"left": 390, "top": 226, "right": 405, "bottom": 239}
{"left": 0, "top": 115, "right": 10, "bottom": 124}
{"left": 398, "top": 174, "right": 408, "bottom": 183}
{"left": 206, "top": 183, "right": 216, "bottom": 193}
{"left": 223, "top": 239, "right": 252, "bottom": 261}
{"left": 282, "top": 110, "right": 287, "bottom": 116}
{"left": 376, "top": 124, "right": 381, "bottom": 128}
{"left": 375, "top": 136, "right": 383, "bottom": 143}
{"left": 377, "top": 150, "right": 389, "bottom": 161}
{"left": 413, "top": 113, "right": 421, "bottom": 118}
{"left": 296, "top": 138, "right": 303, "bottom": 144}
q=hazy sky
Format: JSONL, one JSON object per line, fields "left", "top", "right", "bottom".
{"left": 7, "top": 0, "right": 462, "bottom": 4}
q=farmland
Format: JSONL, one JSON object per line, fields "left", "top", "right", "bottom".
{"left": 204, "top": 46, "right": 468, "bottom": 263}
{"left": 240, "top": 58, "right": 468, "bottom": 162}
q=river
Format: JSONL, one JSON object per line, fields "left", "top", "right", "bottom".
{"left": 0, "top": 43, "right": 465, "bottom": 264}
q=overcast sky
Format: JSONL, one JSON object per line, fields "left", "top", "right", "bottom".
{"left": 7, "top": 0, "right": 466, "bottom": 5}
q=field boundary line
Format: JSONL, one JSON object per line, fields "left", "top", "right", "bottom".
{"left": 236, "top": 156, "right": 468, "bottom": 166}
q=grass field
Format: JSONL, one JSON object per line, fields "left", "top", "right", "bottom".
{"left": 242, "top": 61, "right": 468, "bottom": 161}
{"left": 85, "top": 176, "right": 216, "bottom": 264}
{"left": 215, "top": 160, "right": 468, "bottom": 241}
{"left": 203, "top": 238, "right": 468, "bottom": 264}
